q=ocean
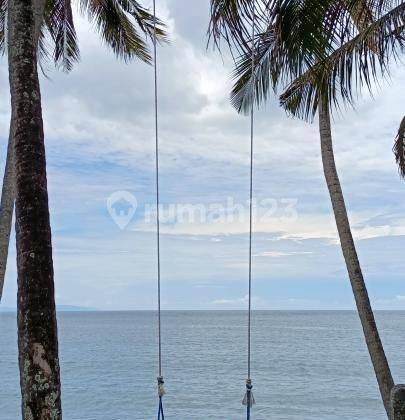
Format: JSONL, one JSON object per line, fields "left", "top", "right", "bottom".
{"left": 1, "top": 311, "right": 404, "bottom": 419}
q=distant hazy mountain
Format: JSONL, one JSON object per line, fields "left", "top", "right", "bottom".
{"left": 0, "top": 305, "right": 98, "bottom": 313}
{"left": 0, "top": 306, "right": 15, "bottom": 313}
{"left": 57, "top": 305, "right": 98, "bottom": 312}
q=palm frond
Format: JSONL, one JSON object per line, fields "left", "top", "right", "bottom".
{"left": 393, "top": 116, "right": 405, "bottom": 179}
{"left": 37, "top": 22, "right": 53, "bottom": 75}
{"left": 117, "top": 0, "right": 168, "bottom": 44}
{"left": 350, "top": 0, "right": 375, "bottom": 26}
{"left": 230, "top": 1, "right": 338, "bottom": 114}
{"left": 231, "top": 26, "right": 276, "bottom": 113}
{"left": 336, "top": 0, "right": 381, "bottom": 38}
{"left": 208, "top": 0, "right": 382, "bottom": 56}
{"left": 80, "top": 0, "right": 167, "bottom": 64}
{"left": 280, "top": 3, "right": 405, "bottom": 120}
{"left": 0, "top": 0, "right": 55, "bottom": 72}
{"left": 0, "top": 0, "right": 6, "bottom": 54}
{"left": 210, "top": 0, "right": 403, "bottom": 115}
{"left": 1, "top": 0, "right": 80, "bottom": 73}
{"left": 208, "top": 0, "right": 260, "bottom": 55}
{"left": 45, "top": 0, "right": 80, "bottom": 71}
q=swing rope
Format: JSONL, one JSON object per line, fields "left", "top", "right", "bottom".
{"left": 242, "top": 3, "right": 256, "bottom": 419}
{"left": 153, "top": 1, "right": 165, "bottom": 418}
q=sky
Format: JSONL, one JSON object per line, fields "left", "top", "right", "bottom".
{"left": 0, "top": 0, "right": 404, "bottom": 310}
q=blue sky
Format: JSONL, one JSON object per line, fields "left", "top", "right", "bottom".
{"left": 1, "top": 0, "right": 404, "bottom": 310}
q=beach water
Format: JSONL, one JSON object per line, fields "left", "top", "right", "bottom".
{"left": 1, "top": 310, "right": 404, "bottom": 419}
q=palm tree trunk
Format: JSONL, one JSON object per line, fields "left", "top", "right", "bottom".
{"left": 0, "top": 0, "right": 44, "bottom": 306}
{"left": 318, "top": 98, "right": 394, "bottom": 418}
{"left": 0, "top": 124, "right": 15, "bottom": 303}
{"left": 7, "top": 0, "right": 62, "bottom": 417}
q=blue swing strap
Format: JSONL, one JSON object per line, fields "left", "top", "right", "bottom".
{"left": 242, "top": 379, "right": 255, "bottom": 420}
{"left": 157, "top": 397, "right": 164, "bottom": 420}
{"left": 157, "top": 376, "right": 165, "bottom": 420}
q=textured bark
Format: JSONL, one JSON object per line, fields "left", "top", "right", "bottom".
{"left": 391, "top": 385, "right": 405, "bottom": 420}
{"left": 319, "top": 98, "right": 394, "bottom": 418}
{"left": 7, "top": 0, "right": 62, "bottom": 417}
{"left": 0, "top": 0, "right": 44, "bottom": 305}
{"left": 0, "top": 123, "right": 15, "bottom": 303}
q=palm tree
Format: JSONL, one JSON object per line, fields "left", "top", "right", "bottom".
{"left": 278, "top": 5, "right": 404, "bottom": 414}
{"left": 209, "top": 0, "right": 404, "bottom": 417}
{"left": 5, "top": 0, "right": 166, "bottom": 417}
{"left": 279, "top": 10, "right": 404, "bottom": 416}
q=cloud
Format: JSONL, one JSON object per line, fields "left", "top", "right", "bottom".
{"left": 256, "top": 251, "right": 313, "bottom": 258}
{"left": 212, "top": 295, "right": 263, "bottom": 306}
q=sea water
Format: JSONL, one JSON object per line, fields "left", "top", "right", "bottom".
{"left": 1, "top": 311, "right": 404, "bottom": 419}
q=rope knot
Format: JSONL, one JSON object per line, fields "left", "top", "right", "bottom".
{"left": 242, "top": 379, "right": 256, "bottom": 408}
{"left": 157, "top": 376, "right": 166, "bottom": 397}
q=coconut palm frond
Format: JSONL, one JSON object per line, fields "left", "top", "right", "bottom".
{"left": 212, "top": 0, "right": 371, "bottom": 115}
{"left": 347, "top": 0, "right": 380, "bottom": 53}
{"left": 208, "top": 0, "right": 374, "bottom": 56}
{"left": 79, "top": 0, "right": 166, "bottom": 63}
{"left": 230, "top": 1, "right": 338, "bottom": 114}
{"left": 45, "top": 0, "right": 79, "bottom": 71}
{"left": 280, "top": 3, "right": 405, "bottom": 120}
{"left": 350, "top": 0, "right": 375, "bottom": 26}
{"left": 0, "top": 0, "right": 6, "bottom": 54}
{"left": 393, "top": 116, "right": 405, "bottom": 179}
{"left": 80, "top": 0, "right": 150, "bottom": 63}
{"left": 208, "top": 0, "right": 265, "bottom": 56}
{"left": 0, "top": 0, "right": 79, "bottom": 72}
{"left": 37, "top": 23, "right": 53, "bottom": 76}
{"left": 117, "top": 0, "right": 168, "bottom": 44}
{"left": 231, "top": 26, "right": 277, "bottom": 113}
{"left": 369, "top": 0, "right": 404, "bottom": 14}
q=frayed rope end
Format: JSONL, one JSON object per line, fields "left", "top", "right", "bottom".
{"left": 157, "top": 376, "right": 166, "bottom": 397}
{"left": 242, "top": 379, "right": 255, "bottom": 407}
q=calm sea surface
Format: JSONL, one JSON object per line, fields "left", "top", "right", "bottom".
{"left": 1, "top": 311, "right": 404, "bottom": 419}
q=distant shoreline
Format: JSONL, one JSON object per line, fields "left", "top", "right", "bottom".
{"left": 0, "top": 305, "right": 98, "bottom": 313}
{"left": 2, "top": 308, "right": 405, "bottom": 313}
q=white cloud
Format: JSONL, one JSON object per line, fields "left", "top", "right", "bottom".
{"left": 256, "top": 251, "right": 313, "bottom": 258}
{"left": 212, "top": 294, "right": 262, "bottom": 306}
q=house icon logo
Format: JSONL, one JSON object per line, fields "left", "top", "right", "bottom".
{"left": 107, "top": 191, "right": 137, "bottom": 230}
